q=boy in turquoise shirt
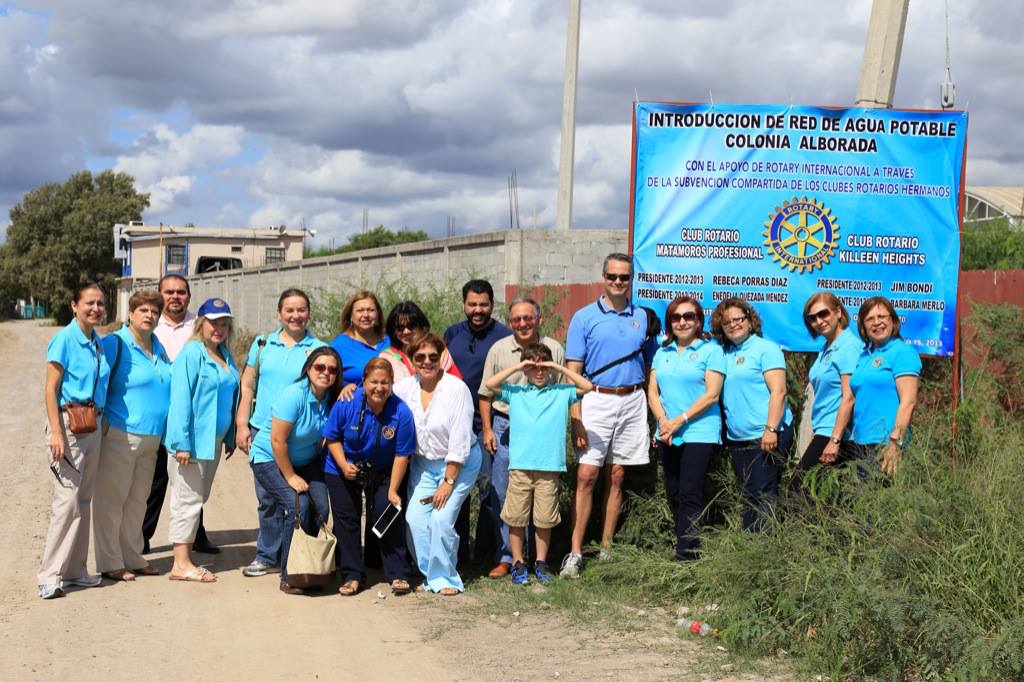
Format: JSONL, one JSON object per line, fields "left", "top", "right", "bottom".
{"left": 484, "top": 343, "right": 592, "bottom": 585}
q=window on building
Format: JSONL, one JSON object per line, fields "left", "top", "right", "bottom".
{"left": 231, "top": 245, "right": 243, "bottom": 253}
{"left": 265, "top": 247, "right": 286, "bottom": 264}
{"left": 166, "top": 245, "right": 187, "bottom": 272}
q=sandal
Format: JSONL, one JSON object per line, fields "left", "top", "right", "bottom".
{"left": 439, "top": 587, "right": 460, "bottom": 596}
{"left": 169, "top": 567, "right": 216, "bottom": 583}
{"left": 338, "top": 580, "right": 360, "bottom": 596}
{"left": 391, "top": 579, "right": 411, "bottom": 595}
{"left": 102, "top": 569, "right": 136, "bottom": 582}
{"left": 132, "top": 565, "right": 161, "bottom": 577}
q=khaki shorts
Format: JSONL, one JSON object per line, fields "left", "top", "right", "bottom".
{"left": 500, "top": 470, "right": 561, "bottom": 529}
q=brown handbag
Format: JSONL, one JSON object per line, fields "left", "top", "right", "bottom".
{"left": 65, "top": 340, "right": 102, "bottom": 434}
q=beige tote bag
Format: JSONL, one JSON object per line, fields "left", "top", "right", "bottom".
{"left": 286, "top": 491, "right": 337, "bottom": 588}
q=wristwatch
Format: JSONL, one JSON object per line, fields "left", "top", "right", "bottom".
{"left": 830, "top": 436, "right": 841, "bottom": 444}
{"left": 764, "top": 424, "right": 778, "bottom": 433}
{"left": 443, "top": 476, "right": 456, "bottom": 485}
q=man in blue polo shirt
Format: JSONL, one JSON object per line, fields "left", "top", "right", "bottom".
{"left": 561, "top": 254, "right": 655, "bottom": 578}
{"left": 443, "top": 279, "right": 511, "bottom": 564}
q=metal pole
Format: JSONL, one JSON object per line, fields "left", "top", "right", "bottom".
{"left": 854, "top": 0, "right": 909, "bottom": 109}
{"left": 554, "top": 0, "right": 581, "bottom": 231}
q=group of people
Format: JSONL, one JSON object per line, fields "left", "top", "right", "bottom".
{"left": 38, "top": 252, "right": 920, "bottom": 599}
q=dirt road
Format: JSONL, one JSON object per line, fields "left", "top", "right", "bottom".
{"left": 0, "top": 320, "right": 753, "bottom": 681}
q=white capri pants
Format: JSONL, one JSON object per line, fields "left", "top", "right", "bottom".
{"left": 166, "top": 440, "right": 221, "bottom": 545}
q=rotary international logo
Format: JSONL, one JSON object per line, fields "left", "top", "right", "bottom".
{"left": 382, "top": 426, "right": 396, "bottom": 440}
{"left": 763, "top": 197, "right": 840, "bottom": 273}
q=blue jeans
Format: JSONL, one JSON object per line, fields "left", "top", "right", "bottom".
{"left": 475, "top": 413, "right": 515, "bottom": 565}
{"left": 659, "top": 441, "right": 714, "bottom": 560}
{"left": 727, "top": 424, "right": 794, "bottom": 531}
{"left": 251, "top": 459, "right": 329, "bottom": 582}
{"left": 406, "top": 444, "right": 482, "bottom": 592}
{"left": 249, "top": 431, "right": 283, "bottom": 566}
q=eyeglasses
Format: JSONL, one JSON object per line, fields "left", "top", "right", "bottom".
{"left": 509, "top": 315, "right": 537, "bottom": 325}
{"left": 723, "top": 315, "right": 748, "bottom": 327}
{"left": 49, "top": 457, "right": 80, "bottom": 489}
{"left": 413, "top": 352, "right": 441, "bottom": 364}
{"left": 603, "top": 273, "right": 631, "bottom": 283}
{"left": 311, "top": 363, "right": 339, "bottom": 376}
{"left": 669, "top": 311, "right": 698, "bottom": 324}
{"left": 804, "top": 308, "right": 833, "bottom": 324}
{"left": 394, "top": 322, "right": 420, "bottom": 332}
{"left": 864, "top": 313, "right": 891, "bottom": 324}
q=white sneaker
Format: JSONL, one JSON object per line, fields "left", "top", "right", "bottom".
{"left": 38, "top": 583, "right": 64, "bottom": 599}
{"left": 64, "top": 574, "right": 103, "bottom": 588}
{"left": 597, "top": 549, "right": 612, "bottom": 561}
{"left": 559, "top": 552, "right": 583, "bottom": 579}
{"left": 242, "top": 560, "right": 278, "bottom": 577}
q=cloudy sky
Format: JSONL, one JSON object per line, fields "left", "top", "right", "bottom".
{"left": 1, "top": 1, "right": 1019, "bottom": 247}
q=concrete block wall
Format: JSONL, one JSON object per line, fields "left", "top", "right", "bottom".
{"left": 185, "top": 229, "right": 627, "bottom": 333}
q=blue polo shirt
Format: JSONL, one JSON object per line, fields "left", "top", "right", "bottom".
{"left": 330, "top": 333, "right": 390, "bottom": 388}
{"left": 808, "top": 327, "right": 861, "bottom": 437}
{"left": 101, "top": 326, "right": 173, "bottom": 436}
{"left": 566, "top": 297, "right": 654, "bottom": 387}
{"left": 250, "top": 381, "right": 331, "bottom": 466}
{"left": 500, "top": 383, "right": 579, "bottom": 472}
{"left": 651, "top": 339, "right": 725, "bottom": 445}
{"left": 322, "top": 389, "right": 416, "bottom": 475}
{"left": 247, "top": 329, "right": 326, "bottom": 436}
{"left": 443, "top": 319, "right": 512, "bottom": 429}
{"left": 721, "top": 334, "right": 793, "bottom": 441}
{"left": 46, "top": 321, "right": 110, "bottom": 409}
{"left": 849, "top": 337, "right": 921, "bottom": 445}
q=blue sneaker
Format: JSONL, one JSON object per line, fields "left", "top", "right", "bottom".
{"left": 511, "top": 561, "right": 530, "bottom": 586}
{"left": 534, "top": 561, "right": 554, "bottom": 585}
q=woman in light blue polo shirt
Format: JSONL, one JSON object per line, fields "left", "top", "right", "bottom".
{"left": 250, "top": 346, "right": 341, "bottom": 595}
{"left": 164, "top": 297, "right": 239, "bottom": 583}
{"left": 38, "top": 282, "right": 111, "bottom": 600}
{"left": 94, "top": 289, "right": 172, "bottom": 582}
{"left": 794, "top": 292, "right": 862, "bottom": 482}
{"left": 848, "top": 296, "right": 921, "bottom": 475}
{"left": 236, "top": 288, "right": 326, "bottom": 579}
{"left": 646, "top": 296, "right": 724, "bottom": 560}
{"left": 712, "top": 298, "right": 793, "bottom": 531}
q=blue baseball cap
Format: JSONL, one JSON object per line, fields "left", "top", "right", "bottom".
{"left": 197, "top": 297, "right": 233, "bottom": 320}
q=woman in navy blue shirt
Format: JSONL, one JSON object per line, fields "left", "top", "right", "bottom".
{"left": 323, "top": 357, "right": 416, "bottom": 596}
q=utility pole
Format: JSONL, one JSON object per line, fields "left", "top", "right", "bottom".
{"left": 554, "top": 0, "right": 581, "bottom": 230}
{"left": 854, "top": 0, "right": 909, "bottom": 108}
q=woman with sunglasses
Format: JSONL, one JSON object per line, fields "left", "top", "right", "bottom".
{"left": 711, "top": 298, "right": 793, "bottom": 531}
{"left": 38, "top": 282, "right": 111, "bottom": 599}
{"left": 393, "top": 333, "right": 481, "bottom": 595}
{"left": 322, "top": 357, "right": 416, "bottom": 596}
{"left": 847, "top": 296, "right": 920, "bottom": 476}
{"left": 794, "top": 292, "right": 861, "bottom": 481}
{"left": 646, "top": 296, "right": 724, "bottom": 560}
{"left": 249, "top": 347, "right": 340, "bottom": 595}
{"left": 165, "top": 298, "right": 239, "bottom": 583}
{"left": 93, "top": 289, "right": 171, "bottom": 582}
{"left": 236, "top": 289, "right": 326, "bottom": 580}
{"left": 379, "top": 300, "right": 462, "bottom": 382}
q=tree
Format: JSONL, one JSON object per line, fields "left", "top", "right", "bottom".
{"left": 3, "top": 170, "right": 149, "bottom": 322}
{"left": 304, "top": 225, "right": 429, "bottom": 258}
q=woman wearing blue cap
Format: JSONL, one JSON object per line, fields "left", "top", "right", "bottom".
{"left": 165, "top": 297, "right": 239, "bottom": 583}
{"left": 847, "top": 296, "right": 921, "bottom": 475}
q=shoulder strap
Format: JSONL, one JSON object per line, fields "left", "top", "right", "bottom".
{"left": 105, "top": 333, "right": 125, "bottom": 398}
{"left": 90, "top": 336, "right": 102, "bottom": 402}
{"left": 583, "top": 307, "right": 659, "bottom": 381}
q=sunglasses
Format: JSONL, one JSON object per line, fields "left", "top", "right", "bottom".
{"left": 603, "top": 273, "right": 631, "bottom": 283}
{"left": 311, "top": 363, "right": 339, "bottom": 376}
{"left": 395, "top": 322, "right": 421, "bottom": 332}
{"left": 669, "top": 311, "right": 698, "bottom": 324}
{"left": 49, "top": 457, "right": 80, "bottom": 489}
{"left": 413, "top": 352, "right": 441, "bottom": 364}
{"left": 804, "top": 308, "right": 833, "bottom": 324}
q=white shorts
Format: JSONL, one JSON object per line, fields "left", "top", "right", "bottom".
{"left": 577, "top": 389, "right": 650, "bottom": 467}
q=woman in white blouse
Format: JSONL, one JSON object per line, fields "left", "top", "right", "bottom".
{"left": 393, "top": 333, "right": 481, "bottom": 595}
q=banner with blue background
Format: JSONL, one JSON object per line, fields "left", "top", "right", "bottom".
{"left": 630, "top": 102, "right": 968, "bottom": 357}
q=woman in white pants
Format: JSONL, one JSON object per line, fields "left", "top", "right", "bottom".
{"left": 164, "top": 298, "right": 239, "bottom": 583}
{"left": 94, "top": 289, "right": 172, "bottom": 581}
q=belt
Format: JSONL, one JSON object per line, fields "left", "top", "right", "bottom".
{"left": 593, "top": 383, "right": 644, "bottom": 396}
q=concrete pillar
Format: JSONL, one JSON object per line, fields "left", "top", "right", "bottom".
{"left": 854, "top": 0, "right": 909, "bottom": 109}
{"left": 554, "top": 0, "right": 581, "bottom": 231}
